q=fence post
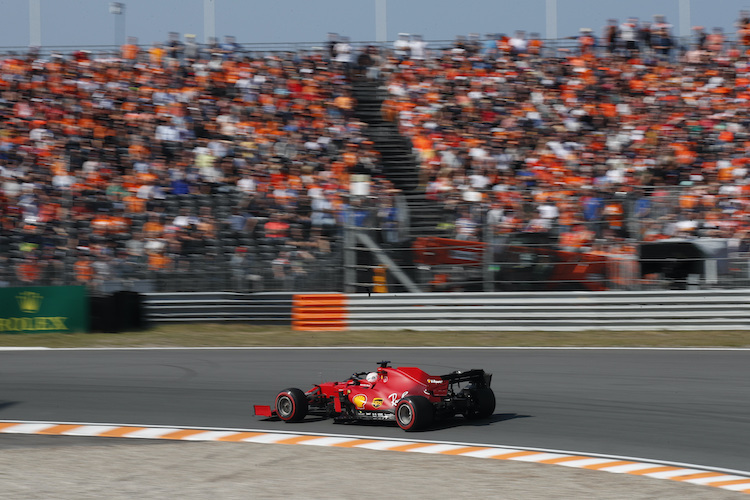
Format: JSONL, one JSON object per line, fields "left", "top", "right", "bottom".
{"left": 373, "top": 265, "right": 388, "bottom": 292}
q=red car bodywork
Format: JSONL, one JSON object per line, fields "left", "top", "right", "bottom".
{"left": 313, "top": 365, "right": 449, "bottom": 414}
{"left": 254, "top": 361, "right": 495, "bottom": 431}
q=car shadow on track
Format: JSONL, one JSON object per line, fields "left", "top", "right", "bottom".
{"left": 262, "top": 412, "right": 532, "bottom": 432}
{"left": 326, "top": 412, "right": 531, "bottom": 432}
{"left": 0, "top": 401, "right": 19, "bottom": 412}
{"left": 428, "top": 413, "right": 532, "bottom": 431}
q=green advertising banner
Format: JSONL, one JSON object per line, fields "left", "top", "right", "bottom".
{"left": 0, "top": 286, "right": 89, "bottom": 334}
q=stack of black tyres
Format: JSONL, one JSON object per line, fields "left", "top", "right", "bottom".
{"left": 89, "top": 291, "right": 146, "bottom": 333}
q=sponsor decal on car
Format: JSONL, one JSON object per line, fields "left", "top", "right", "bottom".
{"left": 354, "top": 411, "right": 394, "bottom": 420}
{"left": 352, "top": 394, "right": 367, "bottom": 409}
{"left": 372, "top": 398, "right": 384, "bottom": 408}
{"left": 388, "top": 391, "right": 409, "bottom": 406}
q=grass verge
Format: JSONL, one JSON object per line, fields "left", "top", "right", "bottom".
{"left": 1, "top": 324, "right": 750, "bottom": 348}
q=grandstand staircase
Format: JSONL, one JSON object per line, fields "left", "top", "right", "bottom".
{"left": 351, "top": 78, "right": 444, "bottom": 237}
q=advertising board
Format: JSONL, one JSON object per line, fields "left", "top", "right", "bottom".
{"left": 0, "top": 286, "right": 89, "bottom": 334}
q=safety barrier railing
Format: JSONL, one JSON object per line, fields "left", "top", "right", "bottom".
{"left": 140, "top": 289, "right": 750, "bottom": 331}
{"left": 340, "top": 289, "right": 750, "bottom": 331}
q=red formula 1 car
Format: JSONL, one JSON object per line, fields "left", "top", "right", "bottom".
{"left": 254, "top": 361, "right": 495, "bottom": 431}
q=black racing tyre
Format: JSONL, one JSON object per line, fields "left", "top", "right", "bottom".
{"left": 464, "top": 387, "right": 496, "bottom": 420}
{"left": 275, "top": 388, "right": 308, "bottom": 422}
{"left": 395, "top": 396, "right": 434, "bottom": 431}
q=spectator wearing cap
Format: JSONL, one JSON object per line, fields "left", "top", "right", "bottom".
{"left": 578, "top": 28, "right": 596, "bottom": 56}
{"left": 509, "top": 31, "right": 528, "bottom": 57}
{"left": 172, "top": 207, "right": 199, "bottom": 229}
{"left": 394, "top": 33, "right": 411, "bottom": 61}
{"left": 603, "top": 20, "right": 619, "bottom": 55}
{"left": 619, "top": 18, "right": 639, "bottom": 56}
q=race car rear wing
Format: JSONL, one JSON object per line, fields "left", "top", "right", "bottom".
{"left": 440, "top": 369, "right": 492, "bottom": 387}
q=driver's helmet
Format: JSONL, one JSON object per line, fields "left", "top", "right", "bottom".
{"left": 365, "top": 372, "right": 378, "bottom": 383}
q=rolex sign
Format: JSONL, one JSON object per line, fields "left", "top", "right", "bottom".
{"left": 1, "top": 286, "right": 89, "bottom": 333}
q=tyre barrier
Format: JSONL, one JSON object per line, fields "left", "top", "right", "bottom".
{"left": 291, "top": 294, "right": 347, "bottom": 331}
{"left": 90, "top": 291, "right": 147, "bottom": 333}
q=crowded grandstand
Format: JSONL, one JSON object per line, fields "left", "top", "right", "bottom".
{"left": 2, "top": 12, "right": 750, "bottom": 293}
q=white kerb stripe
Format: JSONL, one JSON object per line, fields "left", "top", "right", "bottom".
{"left": 355, "top": 440, "right": 416, "bottom": 450}
{"left": 721, "top": 482, "right": 750, "bottom": 492}
{"left": 179, "top": 431, "right": 239, "bottom": 441}
{"left": 460, "top": 448, "right": 524, "bottom": 458}
{"left": 405, "top": 444, "right": 468, "bottom": 454}
{"left": 645, "top": 468, "right": 709, "bottom": 479}
{"left": 601, "top": 463, "right": 662, "bottom": 474}
{"left": 2, "top": 423, "right": 57, "bottom": 434}
{"left": 123, "top": 428, "right": 182, "bottom": 439}
{"left": 509, "top": 453, "right": 570, "bottom": 462}
{"left": 685, "top": 475, "right": 745, "bottom": 485}
{"left": 62, "top": 425, "right": 120, "bottom": 436}
{"left": 556, "top": 458, "right": 621, "bottom": 468}
{"left": 297, "top": 437, "right": 359, "bottom": 447}
{"left": 241, "top": 433, "right": 303, "bottom": 444}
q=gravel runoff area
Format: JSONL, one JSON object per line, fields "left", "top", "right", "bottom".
{"left": 0, "top": 436, "right": 742, "bottom": 499}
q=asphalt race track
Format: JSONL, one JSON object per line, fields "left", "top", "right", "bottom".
{"left": 1, "top": 347, "right": 749, "bottom": 474}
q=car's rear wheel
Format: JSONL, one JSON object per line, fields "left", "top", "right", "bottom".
{"left": 464, "top": 387, "right": 495, "bottom": 420}
{"left": 395, "top": 396, "right": 434, "bottom": 431}
{"left": 275, "top": 388, "right": 308, "bottom": 422}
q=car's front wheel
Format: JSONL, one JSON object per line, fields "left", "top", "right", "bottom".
{"left": 395, "top": 396, "right": 434, "bottom": 431}
{"left": 275, "top": 388, "right": 308, "bottom": 422}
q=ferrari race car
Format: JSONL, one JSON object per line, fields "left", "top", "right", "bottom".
{"left": 254, "top": 361, "right": 495, "bottom": 431}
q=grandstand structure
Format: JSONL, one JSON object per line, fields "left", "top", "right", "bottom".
{"left": 2, "top": 26, "right": 750, "bottom": 294}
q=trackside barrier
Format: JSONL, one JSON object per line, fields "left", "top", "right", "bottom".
{"left": 292, "top": 294, "right": 348, "bottom": 331}
{"left": 343, "top": 290, "right": 750, "bottom": 331}
{"left": 142, "top": 290, "right": 750, "bottom": 331}
{"left": 142, "top": 292, "right": 293, "bottom": 325}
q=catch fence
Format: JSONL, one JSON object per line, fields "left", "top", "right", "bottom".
{"left": 0, "top": 31, "right": 714, "bottom": 62}
{"left": 2, "top": 187, "right": 750, "bottom": 295}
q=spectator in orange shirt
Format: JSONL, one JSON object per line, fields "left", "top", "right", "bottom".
{"left": 559, "top": 224, "right": 595, "bottom": 252}
{"left": 121, "top": 37, "right": 140, "bottom": 62}
{"left": 142, "top": 212, "right": 164, "bottom": 239}
{"left": 16, "top": 254, "right": 41, "bottom": 284}
{"left": 147, "top": 249, "right": 172, "bottom": 271}
{"left": 73, "top": 254, "right": 94, "bottom": 285}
